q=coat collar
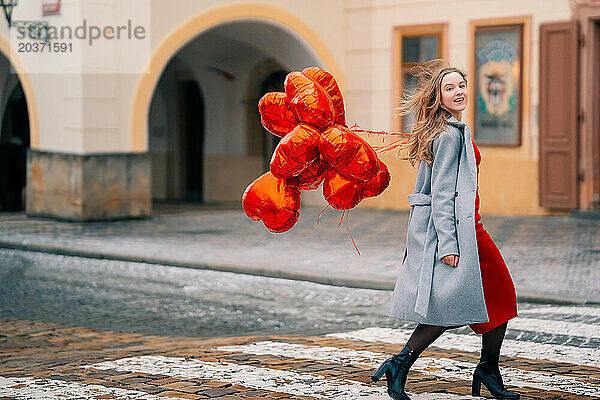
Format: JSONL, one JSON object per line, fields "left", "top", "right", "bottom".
{"left": 445, "top": 115, "right": 466, "bottom": 129}
{"left": 445, "top": 116, "right": 477, "bottom": 186}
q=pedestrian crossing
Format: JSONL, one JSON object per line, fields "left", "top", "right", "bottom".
{"left": 0, "top": 374, "right": 479, "bottom": 400}
{"left": 84, "top": 355, "right": 420, "bottom": 399}
{"left": 0, "top": 376, "right": 177, "bottom": 400}
{"left": 1, "top": 305, "right": 599, "bottom": 399}
{"left": 329, "top": 328, "right": 600, "bottom": 367}
{"left": 215, "top": 341, "right": 600, "bottom": 396}
{"left": 508, "top": 317, "right": 600, "bottom": 338}
{"left": 520, "top": 305, "right": 600, "bottom": 318}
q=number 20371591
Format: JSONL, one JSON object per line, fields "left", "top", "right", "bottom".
{"left": 19, "top": 42, "right": 73, "bottom": 53}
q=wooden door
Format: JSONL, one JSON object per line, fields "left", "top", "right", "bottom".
{"left": 538, "top": 21, "right": 579, "bottom": 208}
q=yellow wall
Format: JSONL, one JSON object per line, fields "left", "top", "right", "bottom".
{"left": 343, "top": 0, "right": 572, "bottom": 215}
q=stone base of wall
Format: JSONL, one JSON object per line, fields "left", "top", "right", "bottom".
{"left": 26, "top": 150, "right": 151, "bottom": 221}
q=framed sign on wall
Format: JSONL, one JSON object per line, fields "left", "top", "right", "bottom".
{"left": 473, "top": 23, "right": 524, "bottom": 146}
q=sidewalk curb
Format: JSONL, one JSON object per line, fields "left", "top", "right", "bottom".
{"left": 0, "top": 240, "right": 392, "bottom": 290}
{"left": 1, "top": 240, "right": 597, "bottom": 305}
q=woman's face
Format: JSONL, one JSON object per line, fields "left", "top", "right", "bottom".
{"left": 440, "top": 71, "right": 468, "bottom": 118}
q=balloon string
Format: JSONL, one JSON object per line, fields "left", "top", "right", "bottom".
{"left": 338, "top": 209, "right": 346, "bottom": 228}
{"left": 316, "top": 207, "right": 360, "bottom": 255}
{"left": 373, "top": 138, "right": 409, "bottom": 154}
{"left": 343, "top": 210, "right": 360, "bottom": 255}
{"left": 349, "top": 123, "right": 410, "bottom": 137}
{"left": 349, "top": 123, "right": 410, "bottom": 154}
{"left": 316, "top": 204, "right": 330, "bottom": 227}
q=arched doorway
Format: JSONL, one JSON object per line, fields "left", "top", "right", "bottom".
{"left": 147, "top": 19, "right": 321, "bottom": 205}
{"left": 149, "top": 57, "right": 205, "bottom": 202}
{"left": 181, "top": 80, "right": 205, "bottom": 202}
{"left": 0, "top": 81, "right": 30, "bottom": 211}
{"left": 245, "top": 59, "right": 288, "bottom": 173}
{"left": 259, "top": 71, "right": 287, "bottom": 171}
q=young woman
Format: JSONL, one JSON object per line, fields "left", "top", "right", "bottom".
{"left": 371, "top": 61, "right": 519, "bottom": 400}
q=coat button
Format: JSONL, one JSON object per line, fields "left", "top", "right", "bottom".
{"left": 456, "top": 219, "right": 460, "bottom": 225}
{"left": 455, "top": 191, "right": 458, "bottom": 197}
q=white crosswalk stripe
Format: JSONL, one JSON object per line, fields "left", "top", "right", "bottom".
{"left": 511, "top": 317, "right": 600, "bottom": 338}
{"left": 0, "top": 376, "right": 184, "bottom": 399}
{"left": 215, "top": 340, "right": 600, "bottom": 397}
{"left": 520, "top": 306, "right": 600, "bottom": 318}
{"left": 326, "top": 327, "right": 600, "bottom": 367}
{"left": 84, "top": 355, "right": 479, "bottom": 399}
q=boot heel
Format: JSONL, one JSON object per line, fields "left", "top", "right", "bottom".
{"left": 471, "top": 376, "right": 481, "bottom": 396}
{"left": 371, "top": 361, "right": 389, "bottom": 382}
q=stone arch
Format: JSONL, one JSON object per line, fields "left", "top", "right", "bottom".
{"left": 0, "top": 34, "right": 38, "bottom": 148}
{"left": 130, "top": 2, "right": 344, "bottom": 152}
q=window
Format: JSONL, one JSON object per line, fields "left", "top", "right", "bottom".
{"left": 393, "top": 25, "right": 446, "bottom": 133}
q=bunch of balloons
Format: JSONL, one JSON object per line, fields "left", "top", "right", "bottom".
{"left": 242, "top": 66, "right": 391, "bottom": 233}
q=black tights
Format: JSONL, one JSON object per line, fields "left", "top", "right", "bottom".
{"left": 404, "top": 321, "right": 508, "bottom": 363}
{"left": 405, "top": 324, "right": 448, "bottom": 355}
{"left": 481, "top": 322, "right": 508, "bottom": 364}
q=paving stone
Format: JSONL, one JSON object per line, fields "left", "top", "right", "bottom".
{"left": 199, "top": 381, "right": 232, "bottom": 389}
{"left": 120, "top": 376, "right": 153, "bottom": 384}
{"left": 158, "top": 391, "right": 201, "bottom": 399}
{"left": 197, "top": 387, "right": 239, "bottom": 398}
{"left": 161, "top": 381, "right": 204, "bottom": 392}
{"left": 150, "top": 377, "right": 179, "bottom": 385}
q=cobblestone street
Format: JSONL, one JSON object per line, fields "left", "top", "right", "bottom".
{"left": 0, "top": 205, "right": 598, "bottom": 303}
{"left": 1, "top": 307, "right": 600, "bottom": 399}
{"left": 1, "top": 207, "right": 599, "bottom": 398}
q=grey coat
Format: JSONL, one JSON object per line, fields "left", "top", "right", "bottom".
{"left": 386, "top": 116, "right": 489, "bottom": 326}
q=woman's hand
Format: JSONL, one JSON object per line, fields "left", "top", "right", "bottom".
{"left": 442, "top": 254, "right": 459, "bottom": 267}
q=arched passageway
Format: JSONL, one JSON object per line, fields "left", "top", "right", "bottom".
{"left": 0, "top": 56, "right": 30, "bottom": 211}
{"left": 147, "top": 20, "right": 321, "bottom": 204}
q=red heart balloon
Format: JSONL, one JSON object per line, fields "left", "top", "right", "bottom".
{"left": 302, "top": 66, "right": 346, "bottom": 127}
{"left": 258, "top": 92, "right": 298, "bottom": 137}
{"left": 242, "top": 171, "right": 301, "bottom": 233}
{"left": 322, "top": 168, "right": 364, "bottom": 210}
{"left": 270, "top": 123, "right": 321, "bottom": 179}
{"left": 288, "top": 156, "right": 328, "bottom": 190}
{"left": 319, "top": 124, "right": 380, "bottom": 182}
{"left": 285, "top": 71, "right": 335, "bottom": 131}
{"left": 362, "top": 159, "right": 391, "bottom": 198}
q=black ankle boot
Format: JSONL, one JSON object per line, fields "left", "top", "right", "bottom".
{"left": 371, "top": 345, "right": 417, "bottom": 400}
{"left": 472, "top": 360, "right": 520, "bottom": 399}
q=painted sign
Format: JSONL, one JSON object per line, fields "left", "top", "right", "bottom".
{"left": 474, "top": 24, "right": 523, "bottom": 145}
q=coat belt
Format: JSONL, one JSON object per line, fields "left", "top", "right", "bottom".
{"left": 407, "top": 193, "right": 431, "bottom": 206}
{"left": 407, "top": 192, "right": 436, "bottom": 318}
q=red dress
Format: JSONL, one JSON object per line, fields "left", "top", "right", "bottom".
{"left": 468, "top": 141, "right": 518, "bottom": 334}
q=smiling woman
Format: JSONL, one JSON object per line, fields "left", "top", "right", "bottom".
{"left": 373, "top": 60, "right": 519, "bottom": 400}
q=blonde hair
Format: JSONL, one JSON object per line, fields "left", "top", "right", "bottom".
{"left": 395, "top": 60, "right": 467, "bottom": 166}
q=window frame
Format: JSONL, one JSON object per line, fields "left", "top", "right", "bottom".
{"left": 392, "top": 23, "right": 447, "bottom": 133}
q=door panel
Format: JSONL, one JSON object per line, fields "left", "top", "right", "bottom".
{"left": 539, "top": 21, "right": 579, "bottom": 208}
